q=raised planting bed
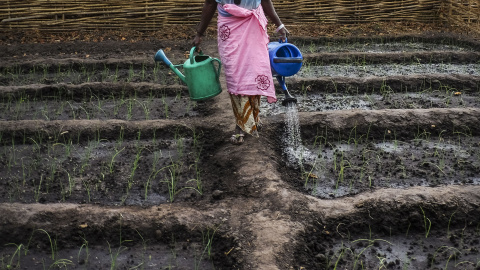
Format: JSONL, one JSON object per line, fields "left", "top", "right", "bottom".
{"left": 1, "top": 34, "right": 480, "bottom": 270}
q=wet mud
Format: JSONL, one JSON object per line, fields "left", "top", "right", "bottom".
{"left": 0, "top": 33, "right": 480, "bottom": 269}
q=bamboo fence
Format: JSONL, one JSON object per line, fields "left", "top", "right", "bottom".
{"left": 0, "top": 0, "right": 478, "bottom": 33}
{"left": 441, "top": 0, "right": 480, "bottom": 33}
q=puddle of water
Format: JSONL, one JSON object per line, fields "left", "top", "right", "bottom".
{"left": 310, "top": 182, "right": 359, "bottom": 198}
{"left": 375, "top": 142, "right": 405, "bottom": 153}
{"left": 261, "top": 94, "right": 376, "bottom": 116}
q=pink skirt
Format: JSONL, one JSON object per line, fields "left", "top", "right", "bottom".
{"left": 217, "top": 3, "right": 277, "bottom": 104}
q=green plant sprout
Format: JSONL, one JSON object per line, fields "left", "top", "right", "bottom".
{"left": 108, "top": 215, "right": 132, "bottom": 270}
{"left": 128, "top": 146, "right": 143, "bottom": 192}
{"left": 36, "top": 229, "right": 57, "bottom": 261}
{"left": 3, "top": 243, "right": 25, "bottom": 269}
{"left": 431, "top": 245, "right": 461, "bottom": 269}
{"left": 419, "top": 206, "right": 431, "bottom": 238}
{"left": 109, "top": 147, "right": 125, "bottom": 174}
{"left": 195, "top": 225, "right": 220, "bottom": 269}
{"left": 334, "top": 151, "right": 351, "bottom": 191}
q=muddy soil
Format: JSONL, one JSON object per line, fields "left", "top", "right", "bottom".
{"left": 1, "top": 27, "right": 480, "bottom": 270}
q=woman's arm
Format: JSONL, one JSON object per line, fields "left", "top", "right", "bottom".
{"left": 261, "top": 0, "right": 289, "bottom": 41}
{"left": 194, "top": 0, "right": 217, "bottom": 48}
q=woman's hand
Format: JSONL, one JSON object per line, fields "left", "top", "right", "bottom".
{"left": 193, "top": 33, "right": 203, "bottom": 51}
{"left": 277, "top": 26, "right": 289, "bottom": 42}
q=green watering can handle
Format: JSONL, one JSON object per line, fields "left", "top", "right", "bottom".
{"left": 190, "top": 46, "right": 222, "bottom": 79}
{"left": 190, "top": 47, "right": 203, "bottom": 64}
{"left": 212, "top": 58, "right": 222, "bottom": 79}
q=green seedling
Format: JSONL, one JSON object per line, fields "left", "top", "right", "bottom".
{"left": 127, "top": 64, "right": 135, "bottom": 82}
{"left": 128, "top": 146, "right": 143, "bottom": 192}
{"left": 78, "top": 235, "right": 90, "bottom": 266}
{"left": 162, "top": 94, "right": 169, "bottom": 118}
{"left": 109, "top": 147, "right": 125, "bottom": 174}
{"left": 108, "top": 215, "right": 132, "bottom": 270}
{"left": 350, "top": 238, "right": 393, "bottom": 269}
{"left": 107, "top": 241, "right": 128, "bottom": 270}
{"left": 83, "top": 180, "right": 92, "bottom": 203}
{"left": 431, "top": 246, "right": 461, "bottom": 269}
{"left": 50, "top": 258, "right": 74, "bottom": 269}
{"left": 34, "top": 175, "right": 43, "bottom": 203}
{"left": 195, "top": 225, "right": 220, "bottom": 269}
{"left": 126, "top": 98, "right": 134, "bottom": 120}
{"left": 134, "top": 99, "right": 150, "bottom": 120}
{"left": 101, "top": 63, "right": 110, "bottom": 82}
{"left": 334, "top": 151, "right": 351, "bottom": 191}
{"left": 419, "top": 206, "right": 431, "bottom": 238}
{"left": 4, "top": 243, "right": 25, "bottom": 269}
{"left": 36, "top": 229, "right": 57, "bottom": 261}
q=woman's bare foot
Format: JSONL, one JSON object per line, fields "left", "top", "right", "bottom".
{"left": 229, "top": 126, "right": 245, "bottom": 145}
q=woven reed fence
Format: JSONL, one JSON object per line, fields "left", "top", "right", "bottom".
{"left": 441, "top": 0, "right": 480, "bottom": 34}
{"left": 0, "top": 0, "right": 477, "bottom": 33}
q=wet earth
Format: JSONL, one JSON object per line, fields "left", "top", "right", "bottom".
{"left": 1, "top": 24, "right": 480, "bottom": 269}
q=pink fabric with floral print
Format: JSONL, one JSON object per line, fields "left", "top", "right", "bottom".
{"left": 217, "top": 3, "right": 277, "bottom": 103}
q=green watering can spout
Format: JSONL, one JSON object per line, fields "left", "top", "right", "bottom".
{"left": 154, "top": 49, "right": 187, "bottom": 84}
{"left": 154, "top": 47, "right": 222, "bottom": 101}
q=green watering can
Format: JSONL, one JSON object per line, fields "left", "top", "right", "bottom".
{"left": 154, "top": 47, "right": 222, "bottom": 101}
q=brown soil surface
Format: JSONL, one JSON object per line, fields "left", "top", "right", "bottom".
{"left": 1, "top": 22, "right": 480, "bottom": 269}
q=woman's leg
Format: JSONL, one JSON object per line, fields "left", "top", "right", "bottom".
{"left": 229, "top": 94, "right": 261, "bottom": 144}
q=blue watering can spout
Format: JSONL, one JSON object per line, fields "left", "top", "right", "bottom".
{"left": 276, "top": 75, "right": 297, "bottom": 106}
{"left": 154, "top": 49, "right": 187, "bottom": 84}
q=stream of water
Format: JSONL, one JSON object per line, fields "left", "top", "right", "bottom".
{"left": 282, "top": 102, "right": 311, "bottom": 167}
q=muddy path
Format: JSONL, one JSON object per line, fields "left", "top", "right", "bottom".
{"left": 1, "top": 34, "right": 480, "bottom": 269}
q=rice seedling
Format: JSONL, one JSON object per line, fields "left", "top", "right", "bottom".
{"left": 430, "top": 245, "right": 461, "bottom": 269}
{"left": 80, "top": 141, "right": 95, "bottom": 174}
{"left": 128, "top": 145, "right": 143, "bottom": 192}
{"left": 132, "top": 229, "right": 149, "bottom": 270}
{"left": 349, "top": 238, "right": 393, "bottom": 269}
{"left": 379, "top": 79, "right": 393, "bottom": 99}
{"left": 162, "top": 93, "right": 169, "bottom": 118}
{"left": 194, "top": 225, "right": 219, "bottom": 269}
{"left": 141, "top": 63, "right": 146, "bottom": 81}
{"left": 78, "top": 235, "right": 90, "bottom": 267}
{"left": 91, "top": 93, "right": 107, "bottom": 119}
{"left": 101, "top": 63, "right": 110, "bottom": 82}
{"left": 34, "top": 175, "right": 44, "bottom": 203}
{"left": 108, "top": 215, "right": 131, "bottom": 270}
{"left": 50, "top": 258, "right": 74, "bottom": 269}
{"left": 419, "top": 206, "right": 432, "bottom": 238}
{"left": 135, "top": 99, "right": 151, "bottom": 120}
{"left": 189, "top": 127, "right": 204, "bottom": 194}
{"left": 127, "top": 64, "right": 135, "bottom": 82}
{"left": 164, "top": 162, "right": 180, "bottom": 203}
{"left": 2, "top": 243, "right": 25, "bottom": 269}
{"left": 109, "top": 147, "right": 125, "bottom": 174}
{"left": 334, "top": 151, "right": 351, "bottom": 191}
{"left": 36, "top": 229, "right": 57, "bottom": 261}
{"left": 107, "top": 241, "right": 128, "bottom": 270}
{"left": 83, "top": 180, "right": 92, "bottom": 203}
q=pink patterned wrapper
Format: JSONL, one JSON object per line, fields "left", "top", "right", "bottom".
{"left": 217, "top": 3, "right": 277, "bottom": 103}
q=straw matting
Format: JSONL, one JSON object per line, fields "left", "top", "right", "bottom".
{"left": 0, "top": 0, "right": 478, "bottom": 34}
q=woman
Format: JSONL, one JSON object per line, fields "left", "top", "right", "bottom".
{"left": 193, "top": 0, "right": 289, "bottom": 145}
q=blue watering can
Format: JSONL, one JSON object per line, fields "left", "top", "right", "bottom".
{"left": 268, "top": 38, "right": 303, "bottom": 106}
